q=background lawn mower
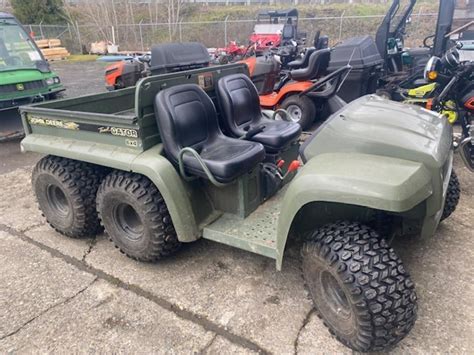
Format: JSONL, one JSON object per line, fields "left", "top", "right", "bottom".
{"left": 104, "top": 42, "right": 210, "bottom": 90}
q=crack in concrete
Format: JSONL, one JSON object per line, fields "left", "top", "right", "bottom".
{"left": 198, "top": 334, "right": 218, "bottom": 354}
{"left": 0, "top": 277, "right": 97, "bottom": 341}
{"left": 293, "top": 308, "right": 315, "bottom": 355}
{"left": 0, "top": 224, "right": 270, "bottom": 354}
{"left": 82, "top": 237, "right": 97, "bottom": 262}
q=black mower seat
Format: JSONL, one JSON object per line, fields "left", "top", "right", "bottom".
{"left": 287, "top": 47, "right": 317, "bottom": 69}
{"left": 154, "top": 84, "right": 265, "bottom": 184}
{"left": 290, "top": 48, "right": 330, "bottom": 81}
{"left": 217, "top": 74, "right": 301, "bottom": 154}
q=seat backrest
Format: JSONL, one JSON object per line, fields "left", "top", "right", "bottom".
{"left": 217, "top": 74, "right": 262, "bottom": 138}
{"left": 282, "top": 24, "right": 295, "bottom": 41}
{"left": 290, "top": 48, "right": 331, "bottom": 81}
{"left": 154, "top": 84, "right": 220, "bottom": 163}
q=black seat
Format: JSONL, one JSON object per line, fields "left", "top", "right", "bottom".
{"left": 290, "top": 48, "right": 331, "bottom": 81}
{"left": 154, "top": 84, "right": 265, "bottom": 184}
{"left": 281, "top": 24, "right": 295, "bottom": 44}
{"left": 287, "top": 47, "right": 317, "bottom": 69}
{"left": 217, "top": 74, "right": 301, "bottom": 154}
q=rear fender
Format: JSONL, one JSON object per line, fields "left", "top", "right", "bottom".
{"left": 21, "top": 135, "right": 200, "bottom": 242}
{"left": 275, "top": 152, "right": 432, "bottom": 269}
{"left": 260, "top": 81, "right": 313, "bottom": 108}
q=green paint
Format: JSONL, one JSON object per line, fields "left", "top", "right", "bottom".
{"left": 20, "top": 65, "right": 454, "bottom": 270}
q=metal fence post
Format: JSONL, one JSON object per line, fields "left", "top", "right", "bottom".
{"left": 338, "top": 11, "right": 345, "bottom": 42}
{"left": 139, "top": 20, "right": 144, "bottom": 51}
{"left": 224, "top": 15, "right": 229, "bottom": 45}
{"left": 75, "top": 21, "right": 83, "bottom": 54}
{"left": 179, "top": 21, "right": 182, "bottom": 42}
{"left": 39, "top": 21, "right": 44, "bottom": 39}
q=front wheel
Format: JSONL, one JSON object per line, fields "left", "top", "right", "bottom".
{"left": 441, "top": 169, "right": 460, "bottom": 221}
{"left": 279, "top": 95, "right": 316, "bottom": 130}
{"left": 301, "top": 221, "right": 417, "bottom": 352}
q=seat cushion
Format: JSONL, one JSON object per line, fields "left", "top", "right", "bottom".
{"left": 182, "top": 136, "right": 265, "bottom": 183}
{"left": 251, "top": 119, "right": 302, "bottom": 153}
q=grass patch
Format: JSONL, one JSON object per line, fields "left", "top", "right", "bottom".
{"left": 66, "top": 55, "right": 99, "bottom": 62}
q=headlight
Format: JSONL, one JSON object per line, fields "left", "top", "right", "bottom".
{"left": 427, "top": 71, "right": 438, "bottom": 80}
{"left": 46, "top": 77, "right": 60, "bottom": 85}
{"left": 424, "top": 56, "right": 441, "bottom": 81}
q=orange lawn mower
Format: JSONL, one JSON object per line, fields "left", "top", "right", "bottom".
{"left": 242, "top": 46, "right": 351, "bottom": 130}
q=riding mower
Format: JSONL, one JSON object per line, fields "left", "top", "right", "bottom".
{"left": 242, "top": 39, "right": 350, "bottom": 130}
{"left": 104, "top": 42, "right": 210, "bottom": 90}
{"left": 250, "top": 8, "right": 304, "bottom": 53}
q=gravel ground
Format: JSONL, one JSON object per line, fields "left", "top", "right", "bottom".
{"left": 0, "top": 60, "right": 473, "bottom": 354}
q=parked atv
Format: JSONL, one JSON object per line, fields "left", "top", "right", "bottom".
{"left": 20, "top": 62, "right": 460, "bottom": 352}
{"left": 104, "top": 42, "right": 210, "bottom": 90}
{"left": 243, "top": 45, "right": 350, "bottom": 130}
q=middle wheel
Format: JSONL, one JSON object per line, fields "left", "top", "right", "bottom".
{"left": 96, "top": 171, "right": 181, "bottom": 261}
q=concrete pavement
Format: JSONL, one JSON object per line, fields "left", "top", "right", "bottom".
{"left": 0, "top": 156, "right": 473, "bottom": 353}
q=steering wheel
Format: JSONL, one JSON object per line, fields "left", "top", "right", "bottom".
{"left": 423, "top": 34, "right": 435, "bottom": 49}
{"left": 300, "top": 65, "right": 352, "bottom": 98}
{"left": 313, "top": 30, "right": 321, "bottom": 48}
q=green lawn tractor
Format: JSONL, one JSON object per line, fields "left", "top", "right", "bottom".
{"left": 0, "top": 12, "right": 64, "bottom": 142}
{"left": 20, "top": 63, "right": 459, "bottom": 352}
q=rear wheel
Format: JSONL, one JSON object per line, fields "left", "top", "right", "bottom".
{"left": 301, "top": 221, "right": 417, "bottom": 352}
{"left": 441, "top": 169, "right": 460, "bottom": 221}
{"left": 32, "top": 156, "right": 106, "bottom": 237}
{"left": 280, "top": 95, "right": 316, "bottom": 130}
{"left": 96, "top": 171, "right": 181, "bottom": 261}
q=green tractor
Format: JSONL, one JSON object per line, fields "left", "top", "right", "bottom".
{"left": 0, "top": 12, "right": 64, "bottom": 142}
{"left": 20, "top": 63, "right": 459, "bottom": 352}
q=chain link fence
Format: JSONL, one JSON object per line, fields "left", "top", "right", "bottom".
{"left": 26, "top": 12, "right": 437, "bottom": 54}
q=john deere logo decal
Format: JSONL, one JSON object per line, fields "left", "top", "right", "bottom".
{"left": 16, "top": 83, "right": 25, "bottom": 91}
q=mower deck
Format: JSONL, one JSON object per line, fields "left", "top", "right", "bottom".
{"left": 202, "top": 186, "right": 286, "bottom": 260}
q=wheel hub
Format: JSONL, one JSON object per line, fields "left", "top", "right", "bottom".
{"left": 286, "top": 104, "right": 302, "bottom": 122}
{"left": 113, "top": 203, "right": 144, "bottom": 241}
{"left": 321, "top": 271, "right": 351, "bottom": 319}
{"left": 46, "top": 184, "right": 70, "bottom": 218}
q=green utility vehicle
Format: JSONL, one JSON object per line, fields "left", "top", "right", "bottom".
{"left": 0, "top": 12, "right": 64, "bottom": 141}
{"left": 20, "top": 63, "right": 459, "bottom": 352}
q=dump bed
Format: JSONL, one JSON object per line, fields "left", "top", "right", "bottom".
{"left": 20, "top": 63, "right": 248, "bottom": 163}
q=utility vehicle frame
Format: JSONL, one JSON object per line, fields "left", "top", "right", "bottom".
{"left": 20, "top": 63, "right": 459, "bottom": 352}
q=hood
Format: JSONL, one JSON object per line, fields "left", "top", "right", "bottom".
{"left": 0, "top": 69, "right": 52, "bottom": 86}
{"left": 301, "top": 95, "right": 452, "bottom": 169}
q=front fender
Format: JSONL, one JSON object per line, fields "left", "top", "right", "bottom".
{"left": 275, "top": 152, "right": 432, "bottom": 269}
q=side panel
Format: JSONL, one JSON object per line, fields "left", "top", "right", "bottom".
{"left": 275, "top": 152, "right": 433, "bottom": 269}
{"left": 21, "top": 135, "right": 200, "bottom": 243}
{"left": 259, "top": 81, "right": 313, "bottom": 108}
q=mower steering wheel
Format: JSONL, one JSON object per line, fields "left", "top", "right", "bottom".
{"left": 423, "top": 34, "right": 435, "bottom": 49}
{"left": 313, "top": 30, "right": 321, "bottom": 48}
{"left": 300, "top": 65, "right": 352, "bottom": 97}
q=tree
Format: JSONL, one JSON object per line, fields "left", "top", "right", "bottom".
{"left": 11, "top": 0, "right": 65, "bottom": 24}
